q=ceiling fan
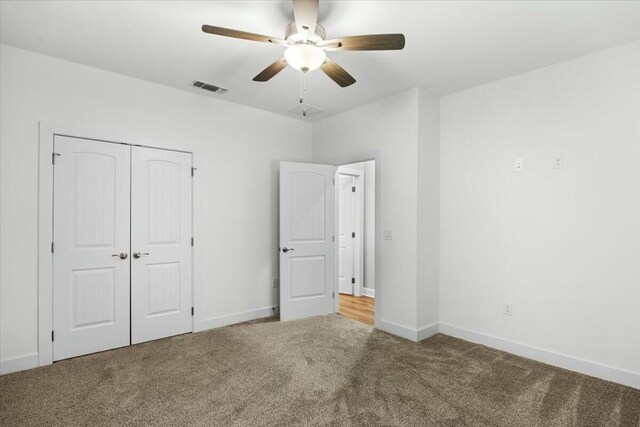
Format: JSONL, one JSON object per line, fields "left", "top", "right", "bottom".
{"left": 201, "top": 0, "right": 405, "bottom": 88}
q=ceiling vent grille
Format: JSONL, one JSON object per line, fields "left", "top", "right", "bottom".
{"left": 288, "top": 103, "right": 324, "bottom": 118}
{"left": 193, "top": 80, "right": 228, "bottom": 95}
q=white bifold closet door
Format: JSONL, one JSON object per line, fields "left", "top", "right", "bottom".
{"left": 130, "top": 146, "right": 192, "bottom": 344}
{"left": 53, "top": 138, "right": 192, "bottom": 361}
{"left": 53, "top": 136, "right": 131, "bottom": 361}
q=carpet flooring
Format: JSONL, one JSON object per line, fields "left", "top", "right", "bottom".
{"left": 1, "top": 315, "right": 638, "bottom": 426}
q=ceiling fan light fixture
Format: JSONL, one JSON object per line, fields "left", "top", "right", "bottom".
{"left": 284, "top": 44, "right": 326, "bottom": 72}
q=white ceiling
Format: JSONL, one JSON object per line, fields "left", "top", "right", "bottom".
{"left": 1, "top": 1, "right": 639, "bottom": 121}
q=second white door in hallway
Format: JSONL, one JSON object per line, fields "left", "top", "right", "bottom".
{"left": 338, "top": 168, "right": 364, "bottom": 296}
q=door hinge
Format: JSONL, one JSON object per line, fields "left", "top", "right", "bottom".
{"left": 332, "top": 292, "right": 335, "bottom": 298}
{"left": 51, "top": 242, "right": 54, "bottom": 253}
{"left": 332, "top": 178, "right": 335, "bottom": 185}
{"left": 191, "top": 307, "right": 194, "bottom": 316}
{"left": 351, "top": 278, "right": 355, "bottom": 284}
{"left": 51, "top": 330, "right": 54, "bottom": 342}
{"left": 332, "top": 235, "right": 335, "bottom": 242}
{"left": 352, "top": 232, "right": 355, "bottom": 238}
{"left": 52, "top": 152, "right": 60, "bottom": 165}
{"left": 191, "top": 237, "right": 194, "bottom": 246}
{"left": 352, "top": 186, "right": 356, "bottom": 192}
{"left": 191, "top": 167, "right": 196, "bottom": 177}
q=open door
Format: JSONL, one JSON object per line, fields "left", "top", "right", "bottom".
{"left": 279, "top": 162, "right": 336, "bottom": 321}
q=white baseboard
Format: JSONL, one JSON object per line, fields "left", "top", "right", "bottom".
{"left": 1, "top": 352, "right": 39, "bottom": 375}
{"left": 2, "top": 319, "right": 636, "bottom": 389}
{"left": 377, "top": 319, "right": 419, "bottom": 341}
{"left": 377, "top": 320, "right": 439, "bottom": 342}
{"left": 363, "top": 287, "right": 375, "bottom": 298}
{"left": 417, "top": 322, "right": 439, "bottom": 341}
{"left": 197, "top": 306, "right": 277, "bottom": 332}
{"left": 439, "top": 323, "right": 639, "bottom": 389}
{"left": 1, "top": 307, "right": 277, "bottom": 376}
{"left": 376, "top": 321, "right": 639, "bottom": 388}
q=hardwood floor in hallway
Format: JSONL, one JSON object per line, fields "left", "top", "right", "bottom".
{"left": 338, "top": 294, "right": 375, "bottom": 325}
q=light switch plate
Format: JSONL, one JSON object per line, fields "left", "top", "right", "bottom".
{"left": 503, "top": 302, "right": 513, "bottom": 316}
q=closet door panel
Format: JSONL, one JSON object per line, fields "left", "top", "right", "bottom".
{"left": 52, "top": 136, "right": 131, "bottom": 360}
{"left": 131, "top": 147, "right": 192, "bottom": 344}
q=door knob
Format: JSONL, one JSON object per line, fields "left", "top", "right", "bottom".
{"left": 112, "top": 252, "right": 128, "bottom": 260}
{"left": 282, "top": 247, "right": 295, "bottom": 253}
{"left": 132, "top": 252, "right": 150, "bottom": 259}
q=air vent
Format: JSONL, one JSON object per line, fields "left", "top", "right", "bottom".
{"left": 193, "top": 80, "right": 228, "bottom": 95}
{"left": 288, "top": 103, "right": 324, "bottom": 118}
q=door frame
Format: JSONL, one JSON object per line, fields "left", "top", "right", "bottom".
{"left": 38, "top": 122, "right": 199, "bottom": 366}
{"left": 336, "top": 167, "right": 364, "bottom": 297}
{"left": 323, "top": 152, "right": 382, "bottom": 328}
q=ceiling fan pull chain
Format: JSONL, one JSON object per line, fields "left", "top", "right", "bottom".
{"left": 299, "top": 72, "right": 304, "bottom": 104}
{"left": 303, "top": 72, "right": 307, "bottom": 103}
{"left": 301, "top": 72, "right": 308, "bottom": 117}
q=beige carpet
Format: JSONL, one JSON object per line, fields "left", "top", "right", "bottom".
{"left": 1, "top": 315, "right": 638, "bottom": 426}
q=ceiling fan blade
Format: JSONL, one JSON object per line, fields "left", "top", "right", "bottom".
{"left": 320, "top": 57, "right": 356, "bottom": 88}
{"left": 320, "top": 34, "right": 406, "bottom": 51}
{"left": 293, "top": 0, "right": 319, "bottom": 38}
{"left": 202, "top": 25, "right": 284, "bottom": 44}
{"left": 253, "top": 58, "right": 289, "bottom": 82}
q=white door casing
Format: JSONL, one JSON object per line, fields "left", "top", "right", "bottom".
{"left": 52, "top": 136, "right": 131, "bottom": 360}
{"left": 39, "top": 123, "right": 199, "bottom": 367}
{"left": 131, "top": 147, "right": 193, "bottom": 344}
{"left": 338, "top": 174, "right": 355, "bottom": 295}
{"left": 279, "top": 162, "right": 336, "bottom": 321}
{"left": 337, "top": 167, "right": 365, "bottom": 297}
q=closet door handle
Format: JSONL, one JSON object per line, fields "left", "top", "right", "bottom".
{"left": 112, "top": 252, "right": 128, "bottom": 260}
{"left": 133, "top": 252, "right": 150, "bottom": 259}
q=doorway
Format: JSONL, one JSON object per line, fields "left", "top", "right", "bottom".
{"left": 337, "top": 160, "right": 375, "bottom": 325}
{"left": 278, "top": 159, "right": 378, "bottom": 325}
{"left": 50, "top": 135, "right": 193, "bottom": 361}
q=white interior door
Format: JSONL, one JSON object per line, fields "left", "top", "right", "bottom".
{"left": 131, "top": 147, "right": 193, "bottom": 344}
{"left": 338, "top": 174, "right": 355, "bottom": 295}
{"left": 53, "top": 136, "right": 131, "bottom": 361}
{"left": 279, "top": 162, "right": 336, "bottom": 321}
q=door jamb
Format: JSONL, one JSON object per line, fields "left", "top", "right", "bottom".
{"left": 336, "top": 167, "right": 364, "bottom": 297}
{"left": 324, "top": 152, "right": 382, "bottom": 328}
{"left": 38, "top": 122, "right": 199, "bottom": 366}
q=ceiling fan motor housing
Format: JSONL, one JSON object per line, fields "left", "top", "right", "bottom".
{"left": 285, "top": 22, "right": 326, "bottom": 44}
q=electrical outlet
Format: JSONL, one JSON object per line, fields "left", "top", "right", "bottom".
{"left": 514, "top": 158, "right": 524, "bottom": 172}
{"left": 553, "top": 155, "right": 564, "bottom": 169}
{"left": 503, "top": 302, "right": 513, "bottom": 316}
{"left": 272, "top": 278, "right": 279, "bottom": 289}
{"left": 384, "top": 230, "right": 393, "bottom": 240}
